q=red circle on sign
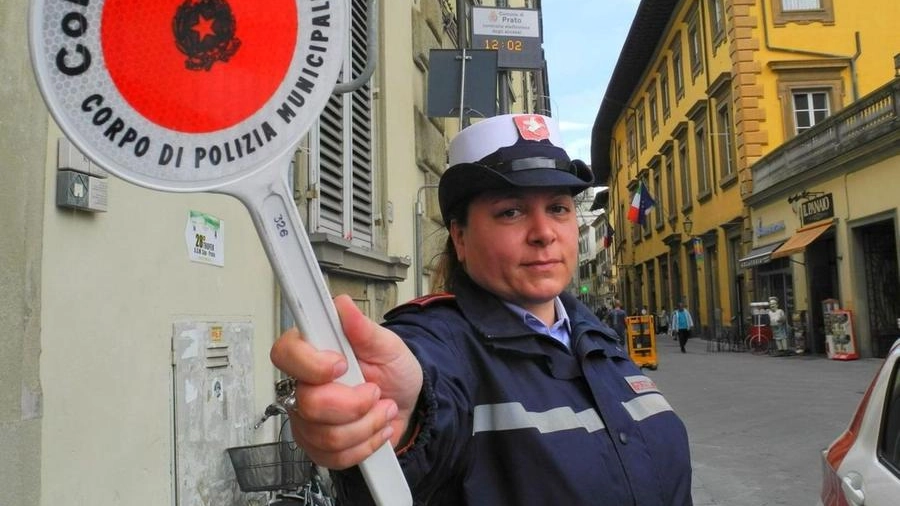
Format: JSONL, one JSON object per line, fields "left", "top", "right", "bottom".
{"left": 101, "top": 0, "right": 297, "bottom": 134}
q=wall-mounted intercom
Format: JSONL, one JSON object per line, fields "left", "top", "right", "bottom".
{"left": 56, "top": 137, "right": 108, "bottom": 212}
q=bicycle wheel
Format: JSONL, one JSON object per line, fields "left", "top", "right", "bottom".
{"left": 748, "top": 335, "right": 768, "bottom": 355}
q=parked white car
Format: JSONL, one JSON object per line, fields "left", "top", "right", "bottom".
{"left": 819, "top": 338, "right": 900, "bottom": 505}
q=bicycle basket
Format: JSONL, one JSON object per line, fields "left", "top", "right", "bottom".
{"left": 226, "top": 441, "right": 313, "bottom": 492}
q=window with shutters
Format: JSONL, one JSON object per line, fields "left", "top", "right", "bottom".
{"left": 626, "top": 115, "right": 637, "bottom": 164}
{"left": 642, "top": 173, "right": 652, "bottom": 238}
{"left": 693, "top": 118, "right": 711, "bottom": 199}
{"left": 716, "top": 101, "right": 736, "bottom": 181}
{"left": 709, "top": 0, "right": 726, "bottom": 47}
{"left": 671, "top": 35, "right": 685, "bottom": 102}
{"left": 308, "top": 0, "right": 374, "bottom": 249}
{"left": 687, "top": 11, "right": 703, "bottom": 79}
{"left": 648, "top": 81, "right": 659, "bottom": 138}
{"left": 675, "top": 126, "right": 692, "bottom": 212}
{"left": 659, "top": 60, "right": 671, "bottom": 120}
{"left": 663, "top": 142, "right": 677, "bottom": 221}
{"left": 709, "top": 74, "right": 737, "bottom": 186}
{"left": 636, "top": 99, "right": 647, "bottom": 152}
{"left": 651, "top": 158, "right": 664, "bottom": 231}
{"left": 615, "top": 141, "right": 623, "bottom": 172}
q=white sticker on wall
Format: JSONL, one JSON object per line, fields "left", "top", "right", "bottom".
{"left": 185, "top": 210, "right": 225, "bottom": 267}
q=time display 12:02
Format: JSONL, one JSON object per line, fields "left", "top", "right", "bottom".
{"left": 480, "top": 38, "right": 524, "bottom": 51}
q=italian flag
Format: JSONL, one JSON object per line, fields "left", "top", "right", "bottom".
{"left": 602, "top": 223, "right": 615, "bottom": 248}
{"left": 627, "top": 181, "right": 656, "bottom": 225}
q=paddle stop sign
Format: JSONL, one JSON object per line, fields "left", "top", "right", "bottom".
{"left": 31, "top": 5, "right": 416, "bottom": 503}
{"left": 30, "top": 0, "right": 346, "bottom": 191}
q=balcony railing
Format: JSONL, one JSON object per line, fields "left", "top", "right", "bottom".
{"left": 751, "top": 78, "right": 900, "bottom": 198}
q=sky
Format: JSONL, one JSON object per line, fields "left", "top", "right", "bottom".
{"left": 541, "top": 1, "right": 641, "bottom": 164}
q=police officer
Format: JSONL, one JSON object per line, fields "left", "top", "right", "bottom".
{"left": 271, "top": 114, "right": 693, "bottom": 505}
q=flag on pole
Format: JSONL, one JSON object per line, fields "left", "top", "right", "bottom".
{"left": 627, "top": 181, "right": 656, "bottom": 225}
{"left": 602, "top": 223, "right": 615, "bottom": 249}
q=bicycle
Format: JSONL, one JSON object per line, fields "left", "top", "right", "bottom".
{"left": 706, "top": 317, "right": 741, "bottom": 353}
{"left": 746, "top": 324, "right": 773, "bottom": 355}
{"left": 724, "top": 317, "right": 747, "bottom": 352}
{"left": 227, "top": 380, "right": 336, "bottom": 506}
{"left": 706, "top": 324, "right": 728, "bottom": 353}
{"left": 721, "top": 324, "right": 744, "bottom": 352}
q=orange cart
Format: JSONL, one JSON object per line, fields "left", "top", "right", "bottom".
{"left": 625, "top": 315, "right": 658, "bottom": 370}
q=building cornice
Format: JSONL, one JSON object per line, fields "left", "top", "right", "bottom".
{"left": 590, "top": 0, "right": 679, "bottom": 184}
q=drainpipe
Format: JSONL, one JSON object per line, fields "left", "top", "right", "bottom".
{"left": 457, "top": 0, "right": 471, "bottom": 127}
{"left": 333, "top": 0, "right": 379, "bottom": 95}
{"left": 497, "top": 0, "right": 509, "bottom": 114}
{"left": 759, "top": 0, "right": 860, "bottom": 101}
{"left": 415, "top": 184, "right": 440, "bottom": 297}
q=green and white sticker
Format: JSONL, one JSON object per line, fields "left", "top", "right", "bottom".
{"left": 186, "top": 210, "right": 224, "bottom": 266}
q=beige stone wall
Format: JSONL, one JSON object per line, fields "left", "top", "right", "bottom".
{"left": 1, "top": 0, "right": 48, "bottom": 503}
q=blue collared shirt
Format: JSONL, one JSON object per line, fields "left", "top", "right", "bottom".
{"left": 503, "top": 297, "right": 572, "bottom": 348}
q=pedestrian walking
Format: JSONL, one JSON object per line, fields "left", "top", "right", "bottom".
{"left": 671, "top": 301, "right": 694, "bottom": 353}
{"left": 656, "top": 307, "right": 669, "bottom": 336}
{"left": 608, "top": 300, "right": 628, "bottom": 345}
{"left": 594, "top": 304, "right": 609, "bottom": 322}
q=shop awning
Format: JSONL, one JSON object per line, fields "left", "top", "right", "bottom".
{"left": 738, "top": 242, "right": 784, "bottom": 269}
{"left": 771, "top": 219, "right": 834, "bottom": 259}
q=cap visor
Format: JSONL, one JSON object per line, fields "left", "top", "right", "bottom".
{"left": 439, "top": 159, "right": 593, "bottom": 223}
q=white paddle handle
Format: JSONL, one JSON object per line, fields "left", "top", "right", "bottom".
{"left": 227, "top": 158, "right": 412, "bottom": 506}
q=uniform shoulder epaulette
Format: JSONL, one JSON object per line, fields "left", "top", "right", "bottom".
{"left": 384, "top": 292, "right": 456, "bottom": 319}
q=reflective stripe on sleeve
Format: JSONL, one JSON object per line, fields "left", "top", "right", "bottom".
{"left": 472, "top": 394, "right": 674, "bottom": 435}
{"left": 622, "top": 393, "right": 673, "bottom": 421}
{"left": 473, "top": 402, "right": 605, "bottom": 435}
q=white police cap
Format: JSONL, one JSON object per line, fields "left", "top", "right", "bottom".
{"left": 439, "top": 114, "right": 593, "bottom": 225}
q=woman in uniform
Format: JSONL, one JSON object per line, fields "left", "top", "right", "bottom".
{"left": 271, "top": 114, "right": 694, "bottom": 505}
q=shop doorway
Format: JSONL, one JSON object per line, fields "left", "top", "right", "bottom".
{"left": 705, "top": 243, "right": 720, "bottom": 337}
{"left": 807, "top": 235, "right": 839, "bottom": 355}
{"left": 858, "top": 219, "right": 900, "bottom": 357}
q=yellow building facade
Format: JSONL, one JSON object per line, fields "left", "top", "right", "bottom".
{"left": 746, "top": 79, "right": 900, "bottom": 358}
{"left": 591, "top": 0, "right": 900, "bottom": 345}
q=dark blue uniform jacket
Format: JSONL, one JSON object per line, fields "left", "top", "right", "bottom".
{"left": 336, "top": 274, "right": 693, "bottom": 505}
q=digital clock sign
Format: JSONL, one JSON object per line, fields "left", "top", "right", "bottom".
{"left": 471, "top": 7, "right": 542, "bottom": 69}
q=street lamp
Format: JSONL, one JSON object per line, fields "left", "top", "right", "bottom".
{"left": 683, "top": 215, "right": 693, "bottom": 236}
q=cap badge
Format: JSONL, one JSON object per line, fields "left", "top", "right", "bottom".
{"left": 513, "top": 115, "right": 550, "bottom": 142}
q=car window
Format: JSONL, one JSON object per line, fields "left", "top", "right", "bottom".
{"left": 880, "top": 361, "right": 900, "bottom": 473}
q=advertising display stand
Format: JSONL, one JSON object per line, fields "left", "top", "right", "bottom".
{"left": 824, "top": 304, "right": 859, "bottom": 360}
{"left": 625, "top": 316, "right": 658, "bottom": 370}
